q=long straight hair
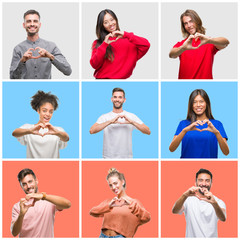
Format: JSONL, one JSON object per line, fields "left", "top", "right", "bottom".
{"left": 187, "top": 89, "right": 214, "bottom": 122}
{"left": 94, "top": 9, "right": 120, "bottom": 61}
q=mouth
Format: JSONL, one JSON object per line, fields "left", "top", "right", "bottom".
{"left": 27, "top": 188, "right": 35, "bottom": 193}
{"left": 109, "top": 25, "right": 116, "bottom": 31}
{"left": 43, "top": 117, "right": 50, "bottom": 121}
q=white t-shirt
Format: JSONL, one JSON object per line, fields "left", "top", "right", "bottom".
{"left": 17, "top": 124, "right": 67, "bottom": 158}
{"left": 97, "top": 111, "right": 143, "bottom": 158}
{"left": 180, "top": 196, "right": 226, "bottom": 237}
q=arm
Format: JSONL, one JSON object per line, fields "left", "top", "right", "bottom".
{"left": 90, "top": 41, "right": 108, "bottom": 69}
{"left": 123, "top": 31, "right": 150, "bottom": 60}
{"left": 12, "top": 123, "right": 45, "bottom": 138}
{"left": 25, "top": 193, "right": 71, "bottom": 211}
{"left": 89, "top": 199, "right": 112, "bottom": 217}
{"left": 43, "top": 123, "right": 69, "bottom": 142}
{"left": 131, "top": 122, "right": 150, "bottom": 135}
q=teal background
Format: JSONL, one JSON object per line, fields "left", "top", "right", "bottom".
{"left": 3, "top": 82, "right": 79, "bottom": 158}
{"left": 82, "top": 82, "right": 159, "bottom": 158}
{"left": 161, "top": 82, "right": 238, "bottom": 158}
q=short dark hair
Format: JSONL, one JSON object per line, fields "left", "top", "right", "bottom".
{"left": 112, "top": 88, "right": 125, "bottom": 98}
{"left": 196, "top": 168, "right": 212, "bottom": 181}
{"left": 18, "top": 168, "right": 36, "bottom": 182}
{"left": 24, "top": 9, "right": 40, "bottom": 20}
{"left": 31, "top": 90, "right": 59, "bottom": 111}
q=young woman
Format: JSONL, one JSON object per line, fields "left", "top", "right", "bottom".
{"left": 169, "top": 89, "right": 229, "bottom": 158}
{"left": 12, "top": 90, "right": 69, "bottom": 158}
{"left": 90, "top": 9, "right": 150, "bottom": 79}
{"left": 90, "top": 168, "right": 150, "bottom": 238}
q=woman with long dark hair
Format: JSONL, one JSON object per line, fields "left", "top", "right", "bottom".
{"left": 90, "top": 9, "right": 150, "bottom": 79}
{"left": 12, "top": 90, "right": 69, "bottom": 158}
{"left": 90, "top": 168, "right": 150, "bottom": 238}
{"left": 169, "top": 89, "right": 229, "bottom": 158}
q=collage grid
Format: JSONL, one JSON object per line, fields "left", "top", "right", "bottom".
{"left": 0, "top": 0, "right": 239, "bottom": 238}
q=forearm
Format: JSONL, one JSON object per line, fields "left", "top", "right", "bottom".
{"left": 90, "top": 122, "right": 111, "bottom": 134}
{"left": 90, "top": 42, "right": 108, "bottom": 69}
{"left": 11, "top": 214, "right": 24, "bottom": 237}
{"left": 90, "top": 201, "right": 112, "bottom": 217}
{"left": 169, "top": 130, "right": 187, "bottom": 152}
{"left": 56, "top": 131, "right": 69, "bottom": 142}
{"left": 172, "top": 193, "right": 188, "bottom": 214}
{"left": 12, "top": 128, "right": 31, "bottom": 137}
{"left": 208, "top": 37, "right": 229, "bottom": 49}
{"left": 51, "top": 55, "right": 72, "bottom": 76}
{"left": 215, "top": 132, "right": 229, "bottom": 155}
{"left": 45, "top": 194, "right": 71, "bottom": 210}
{"left": 212, "top": 201, "right": 226, "bottom": 221}
{"left": 169, "top": 46, "right": 186, "bottom": 58}
{"left": 132, "top": 122, "right": 150, "bottom": 135}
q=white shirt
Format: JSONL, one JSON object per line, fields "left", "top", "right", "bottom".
{"left": 17, "top": 124, "right": 67, "bottom": 158}
{"left": 181, "top": 196, "right": 226, "bottom": 237}
{"left": 97, "top": 111, "right": 143, "bottom": 158}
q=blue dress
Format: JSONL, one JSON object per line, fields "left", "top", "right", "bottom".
{"left": 175, "top": 119, "right": 228, "bottom": 158}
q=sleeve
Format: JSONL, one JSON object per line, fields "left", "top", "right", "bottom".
{"left": 175, "top": 121, "right": 186, "bottom": 136}
{"left": 173, "top": 40, "right": 184, "bottom": 48}
{"left": 214, "top": 121, "right": 228, "bottom": 140}
{"left": 50, "top": 43, "right": 72, "bottom": 76}
{"left": 130, "top": 199, "right": 151, "bottom": 225}
{"left": 10, "top": 47, "right": 27, "bottom": 79}
{"left": 16, "top": 124, "right": 30, "bottom": 146}
{"left": 10, "top": 203, "right": 20, "bottom": 234}
{"left": 90, "top": 40, "right": 109, "bottom": 69}
{"left": 56, "top": 127, "right": 68, "bottom": 149}
{"left": 89, "top": 199, "right": 112, "bottom": 217}
{"left": 129, "top": 113, "right": 143, "bottom": 125}
{"left": 96, "top": 114, "right": 107, "bottom": 124}
{"left": 123, "top": 32, "right": 150, "bottom": 60}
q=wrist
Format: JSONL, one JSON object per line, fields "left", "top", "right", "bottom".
{"left": 41, "top": 192, "right": 47, "bottom": 200}
{"left": 214, "top": 130, "right": 220, "bottom": 136}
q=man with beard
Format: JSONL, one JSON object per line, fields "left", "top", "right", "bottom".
{"left": 10, "top": 9, "right": 72, "bottom": 79}
{"left": 90, "top": 87, "right": 150, "bottom": 158}
{"left": 172, "top": 168, "right": 226, "bottom": 237}
{"left": 169, "top": 9, "right": 229, "bottom": 79}
{"left": 11, "top": 168, "right": 71, "bottom": 237}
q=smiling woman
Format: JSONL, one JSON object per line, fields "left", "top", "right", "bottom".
{"left": 169, "top": 89, "right": 229, "bottom": 158}
{"left": 90, "top": 9, "right": 150, "bottom": 79}
{"left": 89, "top": 168, "right": 151, "bottom": 238}
{"left": 12, "top": 90, "right": 69, "bottom": 158}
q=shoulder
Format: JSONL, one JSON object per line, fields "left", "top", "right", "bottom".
{"left": 210, "top": 119, "right": 223, "bottom": 127}
{"left": 179, "top": 119, "right": 190, "bottom": 126}
{"left": 92, "top": 40, "right": 98, "bottom": 49}
{"left": 123, "top": 111, "right": 137, "bottom": 117}
{"left": 20, "top": 123, "right": 34, "bottom": 129}
{"left": 12, "top": 201, "right": 20, "bottom": 211}
{"left": 54, "top": 126, "right": 65, "bottom": 132}
{"left": 173, "top": 38, "right": 187, "bottom": 48}
{"left": 13, "top": 40, "right": 28, "bottom": 49}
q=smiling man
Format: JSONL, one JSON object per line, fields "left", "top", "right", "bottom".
{"left": 10, "top": 9, "right": 72, "bottom": 79}
{"left": 11, "top": 168, "right": 71, "bottom": 237}
{"left": 169, "top": 9, "right": 229, "bottom": 79}
{"left": 89, "top": 87, "right": 151, "bottom": 158}
{"left": 172, "top": 168, "right": 226, "bottom": 237}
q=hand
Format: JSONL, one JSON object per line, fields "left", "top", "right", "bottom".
{"left": 184, "top": 186, "right": 201, "bottom": 198}
{"left": 42, "top": 123, "right": 59, "bottom": 136}
{"left": 184, "top": 120, "right": 205, "bottom": 132}
{"left": 21, "top": 48, "right": 35, "bottom": 62}
{"left": 112, "top": 30, "right": 124, "bottom": 40}
{"left": 109, "top": 197, "right": 119, "bottom": 207}
{"left": 195, "top": 188, "right": 216, "bottom": 204}
{"left": 35, "top": 47, "right": 54, "bottom": 60}
{"left": 182, "top": 35, "right": 199, "bottom": 51}
{"left": 19, "top": 197, "right": 35, "bottom": 216}
{"left": 118, "top": 115, "right": 134, "bottom": 124}
{"left": 25, "top": 192, "right": 43, "bottom": 202}
{"left": 201, "top": 119, "right": 219, "bottom": 134}
{"left": 110, "top": 115, "right": 121, "bottom": 124}
{"left": 30, "top": 123, "right": 46, "bottom": 136}
{"left": 104, "top": 33, "right": 119, "bottom": 44}
{"left": 194, "top": 33, "right": 211, "bottom": 47}
{"left": 128, "top": 199, "right": 141, "bottom": 215}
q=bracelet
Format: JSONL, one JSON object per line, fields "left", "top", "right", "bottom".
{"left": 42, "top": 192, "right": 47, "bottom": 200}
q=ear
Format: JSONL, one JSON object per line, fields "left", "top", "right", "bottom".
{"left": 37, "top": 108, "right": 40, "bottom": 114}
{"left": 36, "top": 178, "right": 39, "bottom": 185}
{"left": 111, "top": 97, "right": 113, "bottom": 102}
{"left": 123, "top": 98, "right": 126, "bottom": 103}
{"left": 23, "top": 22, "right": 26, "bottom": 29}
{"left": 39, "top": 22, "right": 41, "bottom": 28}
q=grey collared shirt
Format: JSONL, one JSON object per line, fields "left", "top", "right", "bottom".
{"left": 10, "top": 38, "right": 72, "bottom": 79}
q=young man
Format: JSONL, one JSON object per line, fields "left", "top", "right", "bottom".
{"left": 169, "top": 9, "right": 229, "bottom": 79}
{"left": 11, "top": 168, "right": 71, "bottom": 237}
{"left": 90, "top": 88, "right": 150, "bottom": 158}
{"left": 10, "top": 10, "right": 72, "bottom": 79}
{"left": 172, "top": 168, "right": 226, "bottom": 237}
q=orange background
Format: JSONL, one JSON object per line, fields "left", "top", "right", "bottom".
{"left": 2, "top": 161, "right": 79, "bottom": 237}
{"left": 82, "top": 161, "right": 158, "bottom": 238}
{"left": 161, "top": 161, "right": 238, "bottom": 237}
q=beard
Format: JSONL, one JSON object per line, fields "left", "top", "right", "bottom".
{"left": 113, "top": 101, "right": 123, "bottom": 109}
{"left": 198, "top": 185, "right": 210, "bottom": 195}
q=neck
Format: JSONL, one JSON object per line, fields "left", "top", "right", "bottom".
{"left": 113, "top": 108, "right": 123, "bottom": 114}
{"left": 27, "top": 34, "right": 39, "bottom": 42}
{"left": 196, "top": 114, "right": 208, "bottom": 121}
{"left": 117, "top": 190, "right": 127, "bottom": 199}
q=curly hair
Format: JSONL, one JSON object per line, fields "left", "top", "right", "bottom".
{"left": 30, "top": 90, "right": 59, "bottom": 111}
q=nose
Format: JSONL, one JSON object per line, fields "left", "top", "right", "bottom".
{"left": 27, "top": 183, "right": 31, "bottom": 189}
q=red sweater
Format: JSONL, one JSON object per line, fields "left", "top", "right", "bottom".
{"left": 90, "top": 198, "right": 151, "bottom": 237}
{"left": 90, "top": 32, "right": 150, "bottom": 79}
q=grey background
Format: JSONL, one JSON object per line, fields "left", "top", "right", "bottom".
{"left": 161, "top": 2, "right": 238, "bottom": 79}
{"left": 3, "top": 2, "right": 79, "bottom": 79}
{"left": 82, "top": 2, "right": 158, "bottom": 79}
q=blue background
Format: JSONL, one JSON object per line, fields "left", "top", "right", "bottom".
{"left": 161, "top": 82, "right": 238, "bottom": 158}
{"left": 3, "top": 82, "right": 79, "bottom": 158}
{"left": 82, "top": 82, "right": 159, "bottom": 158}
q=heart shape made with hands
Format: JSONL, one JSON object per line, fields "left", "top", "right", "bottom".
{"left": 111, "top": 198, "right": 129, "bottom": 207}
{"left": 117, "top": 116, "right": 126, "bottom": 123}
{"left": 194, "top": 122, "right": 209, "bottom": 132}
{"left": 38, "top": 127, "right": 49, "bottom": 135}
{"left": 29, "top": 47, "right": 41, "bottom": 59}
{"left": 24, "top": 198, "right": 34, "bottom": 206}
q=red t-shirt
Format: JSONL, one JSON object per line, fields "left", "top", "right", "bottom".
{"left": 174, "top": 38, "right": 219, "bottom": 79}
